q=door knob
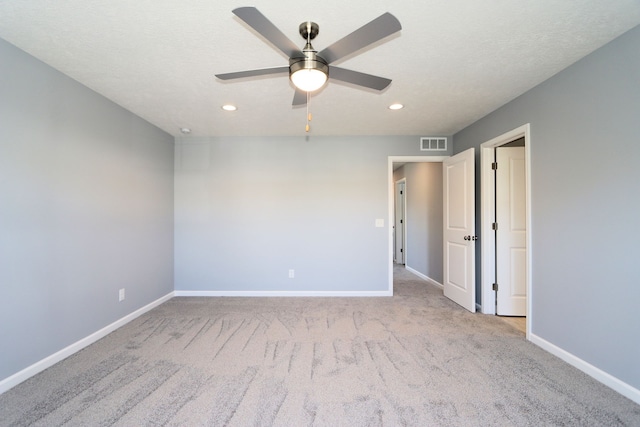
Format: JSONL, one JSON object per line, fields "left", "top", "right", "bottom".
{"left": 464, "top": 235, "right": 469, "bottom": 241}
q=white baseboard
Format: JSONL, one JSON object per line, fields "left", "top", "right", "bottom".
{"left": 0, "top": 291, "right": 174, "bottom": 395}
{"left": 175, "top": 290, "right": 392, "bottom": 297}
{"left": 404, "top": 266, "right": 444, "bottom": 289}
{"left": 529, "top": 333, "right": 640, "bottom": 405}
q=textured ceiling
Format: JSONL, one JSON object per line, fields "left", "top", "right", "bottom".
{"left": 1, "top": 1, "right": 639, "bottom": 137}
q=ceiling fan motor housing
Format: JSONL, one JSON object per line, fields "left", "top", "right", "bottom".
{"left": 289, "top": 52, "right": 328, "bottom": 75}
{"left": 289, "top": 49, "right": 329, "bottom": 92}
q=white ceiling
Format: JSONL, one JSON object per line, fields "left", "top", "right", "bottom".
{"left": 1, "top": 1, "right": 639, "bottom": 138}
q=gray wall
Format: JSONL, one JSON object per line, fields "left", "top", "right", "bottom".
{"left": 394, "top": 163, "right": 443, "bottom": 282}
{"left": 174, "top": 136, "right": 438, "bottom": 292}
{"left": 0, "top": 39, "right": 175, "bottom": 381}
{"left": 453, "top": 26, "right": 640, "bottom": 389}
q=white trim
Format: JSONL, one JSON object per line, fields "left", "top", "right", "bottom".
{"left": 479, "top": 124, "right": 532, "bottom": 341}
{"left": 530, "top": 333, "right": 640, "bottom": 405}
{"left": 175, "top": 290, "right": 392, "bottom": 297}
{"left": 405, "top": 266, "right": 444, "bottom": 289}
{"left": 388, "top": 156, "right": 448, "bottom": 294}
{"left": 0, "top": 292, "right": 174, "bottom": 395}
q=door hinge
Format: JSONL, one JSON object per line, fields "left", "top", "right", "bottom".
{"left": 492, "top": 283, "right": 498, "bottom": 291}
{"left": 400, "top": 190, "right": 403, "bottom": 195}
{"left": 491, "top": 162, "right": 498, "bottom": 170}
{"left": 400, "top": 219, "right": 403, "bottom": 224}
{"left": 400, "top": 248, "right": 403, "bottom": 253}
{"left": 492, "top": 222, "right": 498, "bottom": 231}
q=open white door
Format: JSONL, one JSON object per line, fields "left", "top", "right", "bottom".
{"left": 443, "top": 148, "right": 476, "bottom": 312}
{"left": 496, "top": 146, "right": 527, "bottom": 315}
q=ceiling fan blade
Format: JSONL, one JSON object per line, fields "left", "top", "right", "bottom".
{"left": 233, "top": 7, "right": 304, "bottom": 58}
{"left": 292, "top": 89, "right": 307, "bottom": 106}
{"left": 318, "top": 12, "right": 401, "bottom": 64}
{"left": 215, "top": 66, "right": 289, "bottom": 80}
{"left": 330, "top": 67, "right": 391, "bottom": 91}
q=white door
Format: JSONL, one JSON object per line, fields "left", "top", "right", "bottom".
{"left": 394, "top": 180, "right": 405, "bottom": 264}
{"left": 496, "top": 147, "right": 527, "bottom": 315}
{"left": 443, "top": 148, "right": 476, "bottom": 312}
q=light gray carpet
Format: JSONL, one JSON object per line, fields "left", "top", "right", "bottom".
{"left": 1, "top": 266, "right": 639, "bottom": 426}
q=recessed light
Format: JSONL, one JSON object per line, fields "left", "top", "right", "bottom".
{"left": 222, "top": 104, "right": 237, "bottom": 111}
{"left": 180, "top": 127, "right": 191, "bottom": 134}
{"left": 388, "top": 103, "right": 404, "bottom": 110}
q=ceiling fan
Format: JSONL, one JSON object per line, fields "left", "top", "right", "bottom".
{"left": 215, "top": 7, "right": 402, "bottom": 106}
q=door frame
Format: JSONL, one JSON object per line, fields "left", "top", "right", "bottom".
{"left": 388, "top": 156, "right": 448, "bottom": 293}
{"left": 480, "top": 124, "right": 532, "bottom": 336}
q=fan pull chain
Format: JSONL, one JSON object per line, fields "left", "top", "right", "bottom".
{"left": 305, "top": 91, "right": 312, "bottom": 132}
{"left": 305, "top": 22, "right": 312, "bottom": 133}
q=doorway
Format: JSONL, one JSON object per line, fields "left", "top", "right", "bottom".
{"left": 480, "top": 124, "right": 532, "bottom": 338}
{"left": 387, "top": 156, "right": 447, "bottom": 293}
{"left": 495, "top": 142, "right": 526, "bottom": 316}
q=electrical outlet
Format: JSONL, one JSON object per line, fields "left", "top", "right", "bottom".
{"left": 119, "top": 288, "right": 125, "bottom": 302}
{"left": 288, "top": 269, "right": 295, "bottom": 279}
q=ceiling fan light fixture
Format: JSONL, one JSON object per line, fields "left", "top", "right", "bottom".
{"left": 289, "top": 56, "right": 329, "bottom": 92}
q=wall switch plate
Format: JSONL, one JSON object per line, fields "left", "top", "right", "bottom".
{"left": 375, "top": 219, "right": 384, "bottom": 227}
{"left": 119, "top": 288, "right": 125, "bottom": 301}
{"left": 288, "top": 269, "right": 295, "bottom": 279}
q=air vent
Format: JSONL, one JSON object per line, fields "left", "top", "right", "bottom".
{"left": 420, "top": 137, "right": 447, "bottom": 151}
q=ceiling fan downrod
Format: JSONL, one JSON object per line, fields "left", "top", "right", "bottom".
{"left": 289, "top": 21, "right": 328, "bottom": 93}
